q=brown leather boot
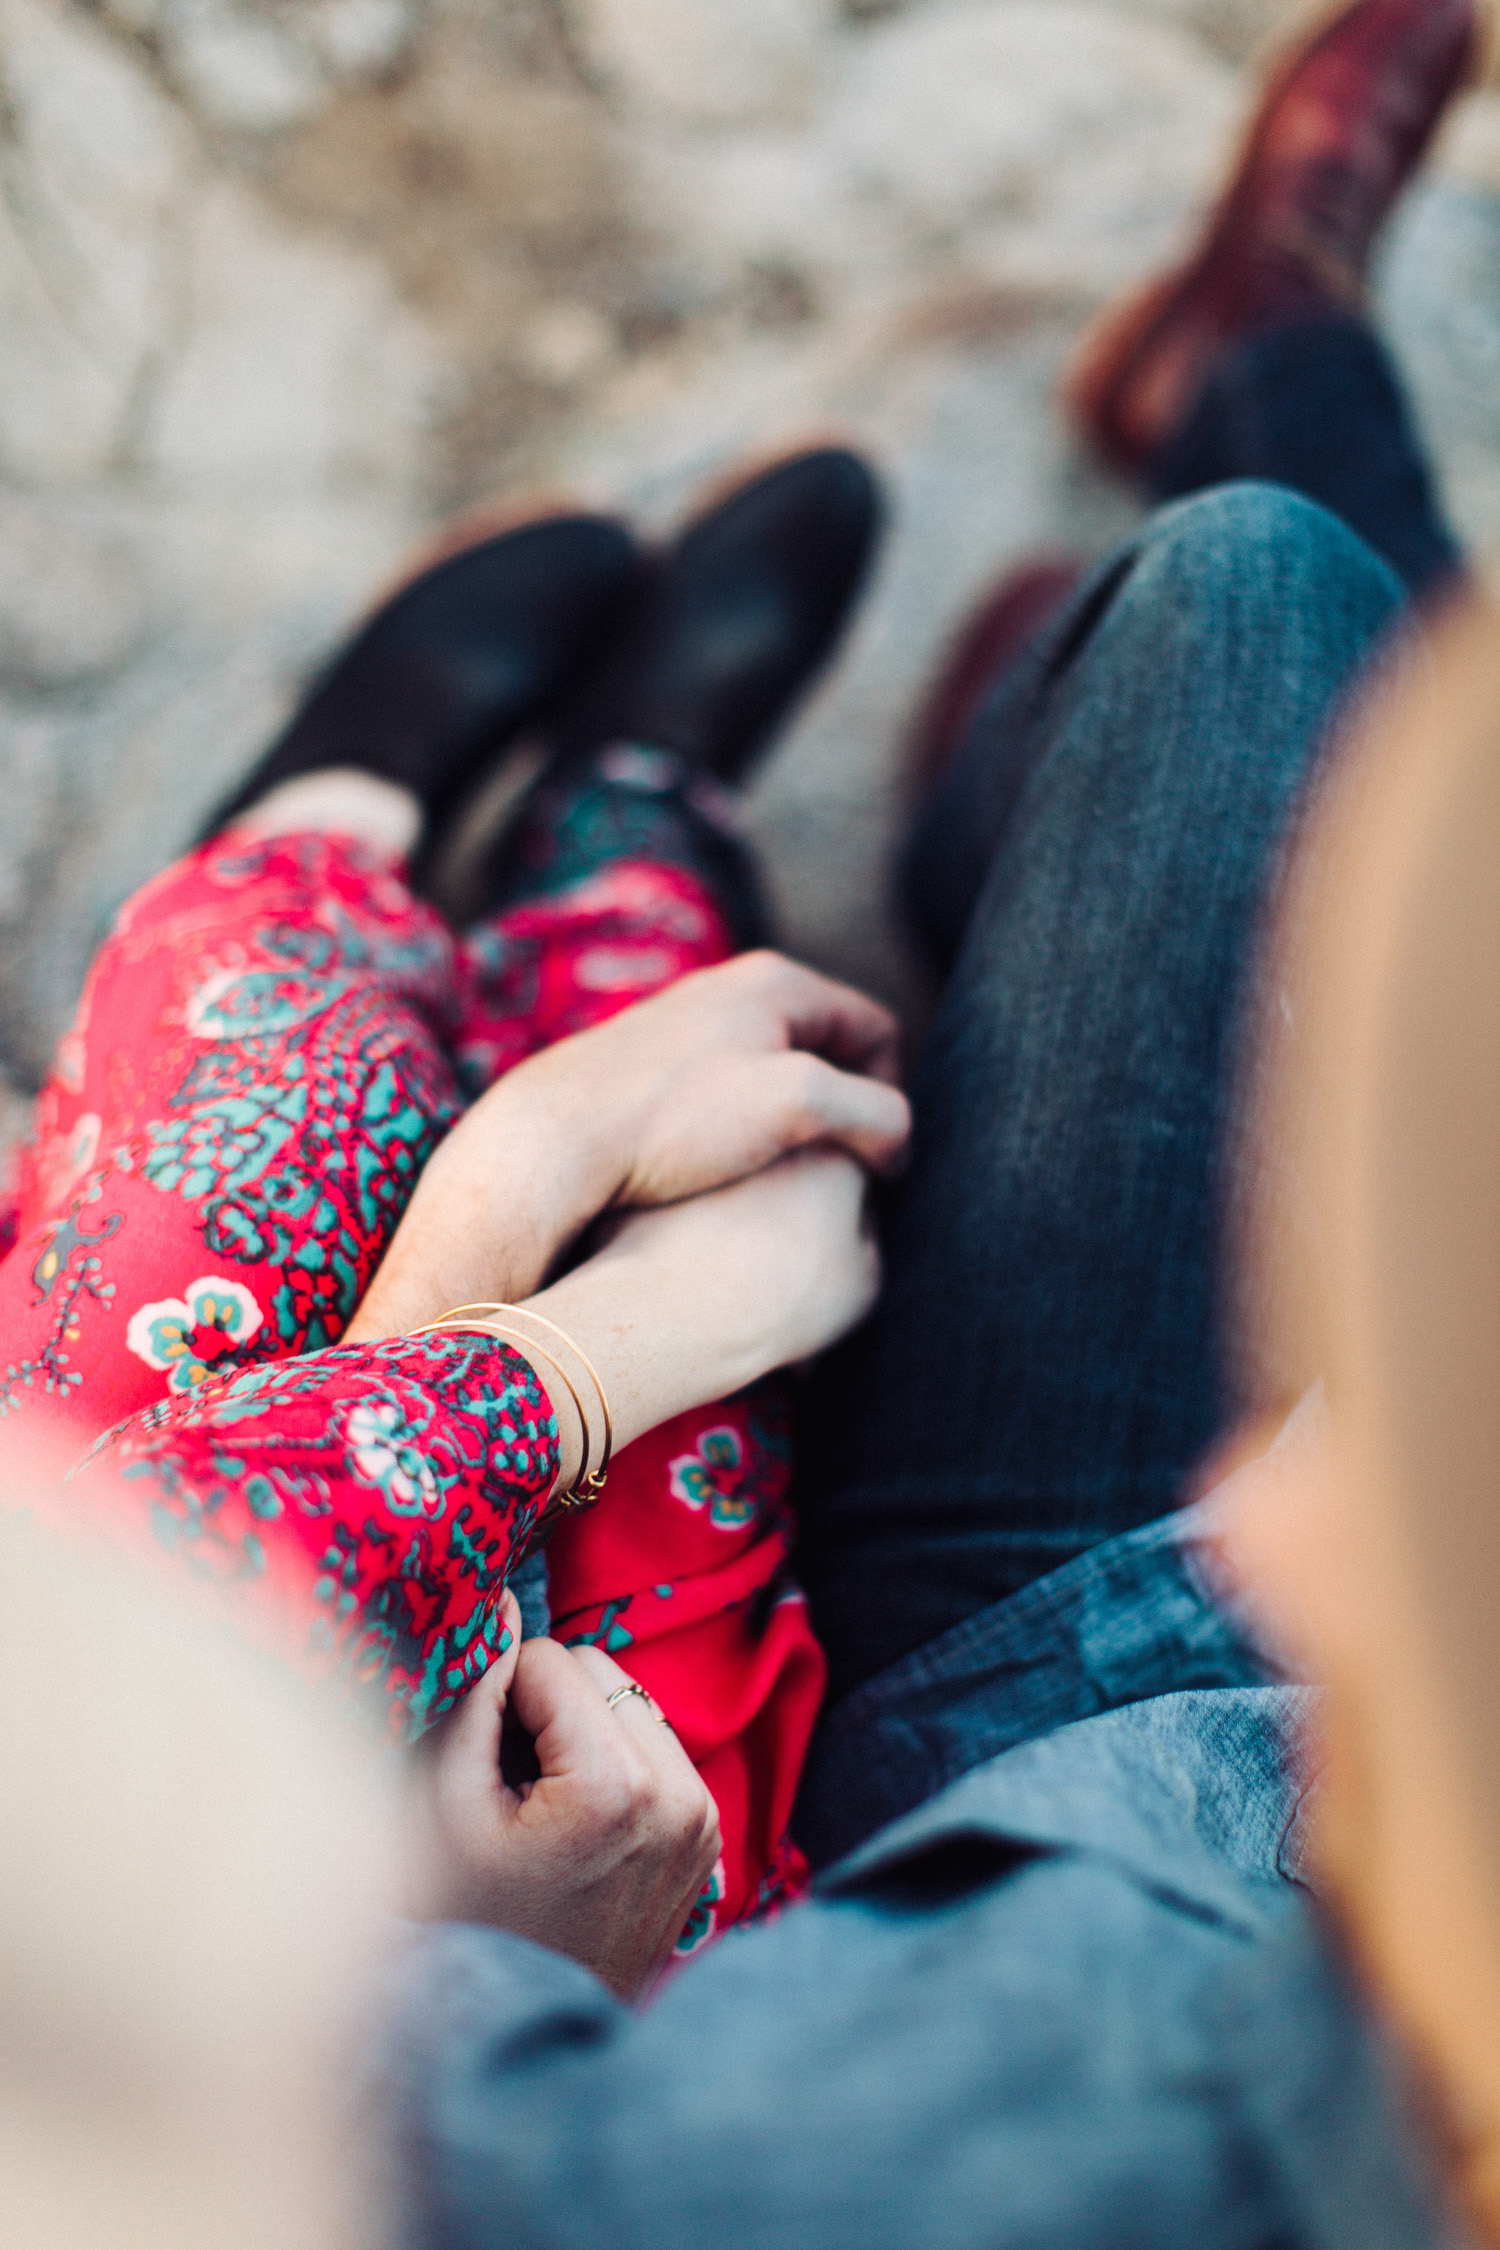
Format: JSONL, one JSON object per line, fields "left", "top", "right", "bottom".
{"left": 1065, "top": 0, "right": 1482, "bottom": 475}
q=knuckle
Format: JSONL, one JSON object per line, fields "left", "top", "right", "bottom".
{"left": 665, "top": 1771, "right": 712, "bottom": 1837}
{"left": 778, "top": 1052, "right": 828, "bottom": 1128}
{"left": 619, "top": 1751, "right": 659, "bottom": 1821}
{"left": 753, "top": 948, "right": 799, "bottom": 1004}
{"left": 727, "top": 947, "right": 768, "bottom": 991}
{"left": 590, "top": 1754, "right": 649, "bottom": 1835}
{"left": 586, "top": 1779, "right": 633, "bottom": 1840}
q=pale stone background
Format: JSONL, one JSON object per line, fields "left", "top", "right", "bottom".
{"left": 1, "top": 0, "right": 1499, "bottom": 1147}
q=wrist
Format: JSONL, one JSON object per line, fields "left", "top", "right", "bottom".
{"left": 345, "top": 1074, "right": 627, "bottom": 1345}
{"left": 522, "top": 1242, "right": 753, "bottom": 1458}
{"left": 505, "top": 1049, "right": 635, "bottom": 1240}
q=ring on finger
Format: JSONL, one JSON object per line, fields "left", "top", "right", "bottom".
{"left": 605, "top": 1681, "right": 672, "bottom": 1728}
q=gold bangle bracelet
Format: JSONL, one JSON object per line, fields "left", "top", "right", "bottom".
{"left": 410, "top": 1316, "right": 601, "bottom": 1515}
{"left": 418, "top": 1318, "right": 591, "bottom": 1485}
{"left": 416, "top": 1317, "right": 595, "bottom": 1521}
{"left": 440, "top": 1301, "right": 613, "bottom": 1501}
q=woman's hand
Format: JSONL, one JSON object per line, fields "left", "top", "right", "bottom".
{"left": 348, "top": 952, "right": 908, "bottom": 1344}
{"left": 407, "top": 1597, "right": 720, "bottom": 2000}
{"left": 398, "top": 1148, "right": 878, "bottom": 1989}
{"left": 523, "top": 1147, "right": 882, "bottom": 1458}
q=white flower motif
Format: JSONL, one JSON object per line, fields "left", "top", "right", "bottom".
{"left": 125, "top": 1275, "right": 264, "bottom": 1393}
{"left": 346, "top": 1398, "right": 441, "bottom": 1517}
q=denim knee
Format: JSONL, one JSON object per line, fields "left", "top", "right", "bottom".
{"left": 1117, "top": 481, "right": 1406, "bottom": 660}
{"left": 897, "top": 481, "right": 1407, "bottom": 981}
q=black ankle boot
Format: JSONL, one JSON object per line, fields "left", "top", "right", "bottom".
{"left": 472, "top": 447, "right": 883, "bottom": 919}
{"left": 205, "top": 513, "right": 642, "bottom": 843}
{"left": 544, "top": 447, "right": 883, "bottom": 784}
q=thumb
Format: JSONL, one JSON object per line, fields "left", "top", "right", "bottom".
{"left": 427, "top": 1588, "right": 521, "bottom": 1791}
{"left": 465, "top": 1586, "right": 523, "bottom": 1709}
{"left": 507, "top": 1636, "right": 632, "bottom": 1791}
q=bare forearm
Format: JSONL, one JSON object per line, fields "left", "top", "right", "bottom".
{"left": 344, "top": 1074, "right": 626, "bottom": 1345}
{"left": 349, "top": 1146, "right": 880, "bottom": 1514}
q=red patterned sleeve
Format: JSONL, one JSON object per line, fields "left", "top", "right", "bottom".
{"left": 70, "top": 1332, "right": 558, "bottom": 1739}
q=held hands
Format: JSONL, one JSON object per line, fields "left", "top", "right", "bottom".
{"left": 408, "top": 1591, "right": 720, "bottom": 2000}
{"left": 526, "top": 948, "right": 910, "bottom": 1204}
{"left": 396, "top": 1155, "right": 872, "bottom": 1999}
{"left": 382, "top": 965, "right": 900, "bottom": 1992}
{"left": 528, "top": 1147, "right": 882, "bottom": 1452}
{"left": 347, "top": 952, "right": 909, "bottom": 1344}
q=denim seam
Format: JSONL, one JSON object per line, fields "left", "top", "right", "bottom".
{"left": 816, "top": 1508, "right": 1210, "bottom": 1736}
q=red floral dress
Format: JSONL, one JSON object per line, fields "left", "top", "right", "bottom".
{"left": 0, "top": 825, "right": 823, "bottom": 1952}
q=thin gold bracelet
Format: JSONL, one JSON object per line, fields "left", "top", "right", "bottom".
{"left": 415, "top": 1317, "right": 592, "bottom": 1488}
{"left": 441, "top": 1301, "right": 614, "bottom": 1502}
{"left": 410, "top": 1310, "right": 609, "bottom": 1514}
{"left": 413, "top": 1316, "right": 596, "bottom": 1522}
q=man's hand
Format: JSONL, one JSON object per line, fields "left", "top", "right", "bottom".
{"left": 566, "top": 948, "right": 909, "bottom": 1204}
{"left": 408, "top": 1595, "right": 721, "bottom": 2000}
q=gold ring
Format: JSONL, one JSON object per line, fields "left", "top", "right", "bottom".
{"left": 605, "top": 1681, "right": 654, "bottom": 1713}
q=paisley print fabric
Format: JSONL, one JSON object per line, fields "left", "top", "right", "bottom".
{"left": 669, "top": 1423, "right": 774, "bottom": 1530}
{"left": 2, "top": 832, "right": 460, "bottom": 1425}
{"left": 70, "top": 1330, "right": 557, "bottom": 1738}
{"left": 548, "top": 1385, "right": 821, "bottom": 1944}
{"left": 0, "top": 812, "right": 821, "bottom": 1939}
{"left": 488, "top": 740, "right": 771, "bottom": 951}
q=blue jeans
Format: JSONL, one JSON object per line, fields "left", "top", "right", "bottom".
{"left": 1152, "top": 312, "right": 1462, "bottom": 604}
{"left": 787, "top": 488, "right": 1412, "bottom": 1899}
{"left": 795, "top": 481, "right": 1405, "bottom": 1753}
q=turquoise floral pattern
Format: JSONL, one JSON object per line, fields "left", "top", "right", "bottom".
{"left": 2, "top": 821, "right": 824, "bottom": 1937}
{"left": 125, "top": 1273, "right": 264, "bottom": 1393}
{"left": 668, "top": 1425, "right": 758, "bottom": 1530}
{"left": 674, "top": 1854, "right": 727, "bottom": 1957}
{"left": 137, "top": 869, "right": 460, "bottom": 1359}
{"left": 562, "top": 1593, "right": 635, "bottom": 1654}
{"left": 0, "top": 1186, "right": 122, "bottom": 1417}
{"left": 144, "top": 991, "right": 455, "bottom": 1354}
{"left": 86, "top": 1331, "right": 558, "bottom": 1739}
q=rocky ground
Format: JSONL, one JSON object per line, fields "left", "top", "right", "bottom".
{"left": 2, "top": 0, "right": 1499, "bottom": 1144}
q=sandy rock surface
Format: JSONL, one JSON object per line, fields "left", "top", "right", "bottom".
{"left": 0, "top": 0, "right": 1497, "bottom": 1133}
